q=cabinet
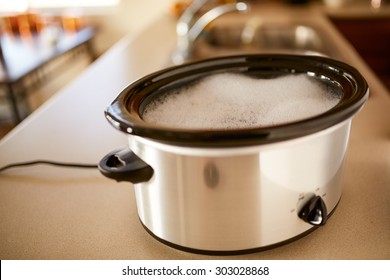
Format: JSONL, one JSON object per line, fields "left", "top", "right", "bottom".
{"left": 330, "top": 16, "right": 390, "bottom": 90}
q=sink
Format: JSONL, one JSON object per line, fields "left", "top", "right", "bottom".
{"left": 189, "top": 18, "right": 337, "bottom": 60}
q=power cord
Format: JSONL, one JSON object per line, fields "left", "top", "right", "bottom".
{"left": 0, "top": 160, "right": 98, "bottom": 173}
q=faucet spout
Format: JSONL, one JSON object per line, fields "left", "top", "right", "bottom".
{"left": 188, "top": 2, "right": 248, "bottom": 43}
{"left": 176, "top": 0, "right": 211, "bottom": 37}
{"left": 172, "top": 1, "right": 249, "bottom": 64}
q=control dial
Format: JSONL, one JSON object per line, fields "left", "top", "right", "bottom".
{"left": 298, "top": 196, "right": 328, "bottom": 226}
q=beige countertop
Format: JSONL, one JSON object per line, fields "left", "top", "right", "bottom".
{"left": 320, "top": 2, "right": 390, "bottom": 18}
{"left": 0, "top": 4, "right": 389, "bottom": 260}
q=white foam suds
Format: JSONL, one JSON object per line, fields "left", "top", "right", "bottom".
{"left": 142, "top": 73, "right": 341, "bottom": 129}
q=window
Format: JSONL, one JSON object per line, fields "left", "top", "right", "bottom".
{"left": 0, "top": 0, "right": 120, "bottom": 13}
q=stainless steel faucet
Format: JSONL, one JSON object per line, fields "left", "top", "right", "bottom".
{"left": 172, "top": 0, "right": 249, "bottom": 64}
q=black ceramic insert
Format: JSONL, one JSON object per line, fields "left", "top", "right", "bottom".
{"left": 105, "top": 54, "right": 369, "bottom": 147}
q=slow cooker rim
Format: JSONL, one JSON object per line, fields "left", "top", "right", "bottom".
{"left": 105, "top": 54, "right": 369, "bottom": 147}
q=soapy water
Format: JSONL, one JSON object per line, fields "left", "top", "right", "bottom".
{"left": 142, "top": 72, "right": 342, "bottom": 130}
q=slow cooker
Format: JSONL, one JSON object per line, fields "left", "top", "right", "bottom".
{"left": 99, "top": 54, "right": 369, "bottom": 254}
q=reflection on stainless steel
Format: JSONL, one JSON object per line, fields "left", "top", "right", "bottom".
{"left": 371, "top": 0, "right": 383, "bottom": 9}
{"left": 129, "top": 120, "right": 350, "bottom": 251}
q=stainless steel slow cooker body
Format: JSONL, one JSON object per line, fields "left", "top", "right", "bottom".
{"left": 100, "top": 54, "right": 369, "bottom": 254}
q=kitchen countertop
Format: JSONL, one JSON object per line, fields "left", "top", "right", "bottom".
{"left": 0, "top": 4, "right": 389, "bottom": 260}
{"left": 321, "top": 2, "right": 390, "bottom": 18}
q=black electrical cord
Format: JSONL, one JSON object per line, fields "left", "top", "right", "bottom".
{"left": 0, "top": 160, "right": 98, "bottom": 173}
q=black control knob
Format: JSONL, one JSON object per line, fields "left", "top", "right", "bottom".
{"left": 298, "top": 196, "right": 328, "bottom": 226}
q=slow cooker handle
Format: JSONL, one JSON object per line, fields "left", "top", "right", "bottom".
{"left": 98, "top": 148, "right": 154, "bottom": 183}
